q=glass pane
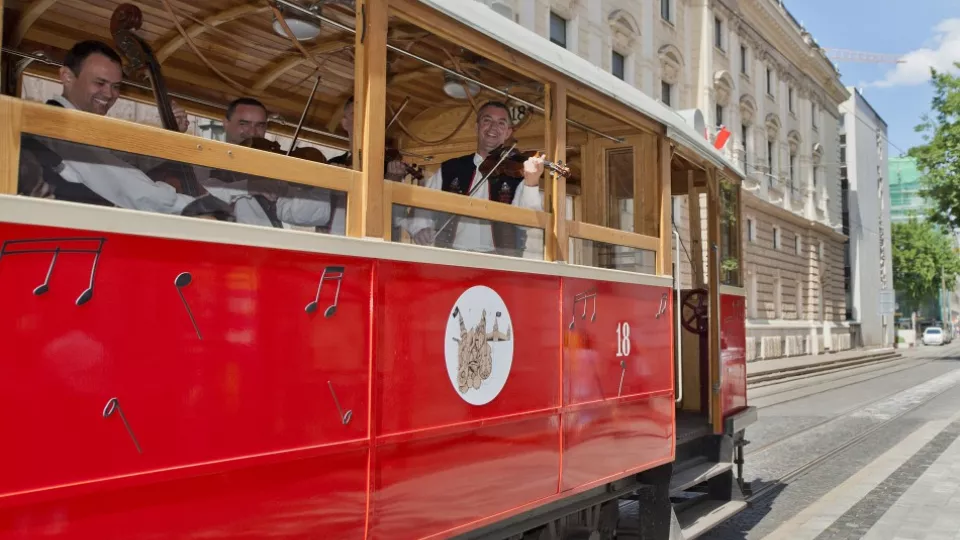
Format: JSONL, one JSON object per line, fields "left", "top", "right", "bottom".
{"left": 392, "top": 203, "right": 544, "bottom": 259}
{"left": 550, "top": 12, "right": 567, "bottom": 47}
{"left": 18, "top": 134, "right": 347, "bottom": 234}
{"left": 606, "top": 147, "right": 634, "bottom": 232}
{"left": 719, "top": 181, "right": 742, "bottom": 286}
{"left": 570, "top": 238, "right": 656, "bottom": 275}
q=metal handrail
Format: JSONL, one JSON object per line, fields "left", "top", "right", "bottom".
{"left": 674, "top": 228, "right": 683, "bottom": 404}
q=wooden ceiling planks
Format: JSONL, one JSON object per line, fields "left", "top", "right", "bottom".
{"left": 8, "top": 0, "right": 549, "bottom": 151}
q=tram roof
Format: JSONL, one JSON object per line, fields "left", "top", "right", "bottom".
{"left": 422, "top": 0, "right": 743, "bottom": 176}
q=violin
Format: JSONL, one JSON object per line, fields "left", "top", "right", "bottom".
{"left": 110, "top": 4, "right": 204, "bottom": 198}
{"left": 239, "top": 136, "right": 328, "bottom": 165}
{"left": 479, "top": 140, "right": 572, "bottom": 180}
{"left": 385, "top": 146, "right": 425, "bottom": 182}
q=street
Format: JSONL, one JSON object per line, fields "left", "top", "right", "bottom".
{"left": 702, "top": 343, "right": 960, "bottom": 540}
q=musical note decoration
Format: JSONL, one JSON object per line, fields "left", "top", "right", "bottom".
{"left": 306, "top": 266, "right": 344, "bottom": 317}
{"left": 618, "top": 360, "right": 627, "bottom": 397}
{"left": 655, "top": 292, "right": 669, "bottom": 319}
{"left": 0, "top": 237, "right": 105, "bottom": 306}
{"left": 327, "top": 381, "right": 352, "bottom": 425}
{"left": 174, "top": 272, "right": 202, "bottom": 340}
{"left": 102, "top": 397, "right": 142, "bottom": 454}
{"left": 569, "top": 289, "right": 598, "bottom": 329}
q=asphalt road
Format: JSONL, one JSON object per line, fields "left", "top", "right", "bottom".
{"left": 700, "top": 343, "right": 960, "bottom": 540}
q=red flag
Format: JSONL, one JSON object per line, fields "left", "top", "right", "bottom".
{"left": 714, "top": 126, "right": 731, "bottom": 150}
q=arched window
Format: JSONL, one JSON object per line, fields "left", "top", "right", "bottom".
{"left": 765, "top": 113, "right": 781, "bottom": 177}
{"left": 713, "top": 70, "right": 734, "bottom": 127}
{"left": 659, "top": 44, "right": 683, "bottom": 107}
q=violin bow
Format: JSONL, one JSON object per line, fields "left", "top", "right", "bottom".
{"left": 287, "top": 75, "right": 322, "bottom": 156}
{"left": 433, "top": 142, "right": 517, "bottom": 240}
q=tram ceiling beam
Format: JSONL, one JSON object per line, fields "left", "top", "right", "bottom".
{"left": 272, "top": 0, "right": 623, "bottom": 143}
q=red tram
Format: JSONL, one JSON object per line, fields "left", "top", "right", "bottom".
{"left": 0, "top": 0, "right": 754, "bottom": 538}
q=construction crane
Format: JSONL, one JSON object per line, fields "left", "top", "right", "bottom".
{"left": 823, "top": 48, "right": 905, "bottom": 64}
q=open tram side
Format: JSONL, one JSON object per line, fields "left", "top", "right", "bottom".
{"left": 0, "top": 0, "right": 754, "bottom": 538}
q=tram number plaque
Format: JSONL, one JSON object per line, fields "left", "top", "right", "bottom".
{"left": 615, "top": 322, "right": 631, "bottom": 357}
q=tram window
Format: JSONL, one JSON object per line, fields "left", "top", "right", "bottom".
{"left": 391, "top": 203, "right": 544, "bottom": 260}
{"left": 18, "top": 134, "right": 347, "bottom": 235}
{"left": 719, "top": 180, "right": 742, "bottom": 287}
{"left": 570, "top": 238, "right": 656, "bottom": 275}
{"left": 567, "top": 98, "right": 660, "bottom": 238}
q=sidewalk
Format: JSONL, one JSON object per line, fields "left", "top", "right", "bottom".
{"left": 763, "top": 409, "right": 960, "bottom": 540}
{"left": 747, "top": 346, "right": 897, "bottom": 377}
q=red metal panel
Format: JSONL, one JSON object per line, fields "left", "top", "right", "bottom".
{"left": 0, "top": 447, "right": 368, "bottom": 539}
{"left": 375, "top": 261, "right": 561, "bottom": 434}
{"left": 560, "top": 394, "right": 674, "bottom": 490}
{"left": 373, "top": 261, "right": 562, "bottom": 537}
{"left": 562, "top": 279, "right": 673, "bottom": 405}
{"left": 560, "top": 278, "right": 674, "bottom": 491}
{"left": 0, "top": 224, "right": 369, "bottom": 529}
{"left": 720, "top": 294, "right": 747, "bottom": 415}
{"left": 372, "top": 416, "right": 560, "bottom": 539}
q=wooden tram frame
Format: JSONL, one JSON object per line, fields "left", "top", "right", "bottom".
{"left": 0, "top": 0, "right": 755, "bottom": 538}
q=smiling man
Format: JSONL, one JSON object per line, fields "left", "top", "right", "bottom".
{"left": 399, "top": 101, "right": 544, "bottom": 256}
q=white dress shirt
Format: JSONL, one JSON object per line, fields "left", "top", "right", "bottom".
{"left": 43, "top": 95, "right": 195, "bottom": 214}
{"left": 399, "top": 153, "right": 543, "bottom": 253}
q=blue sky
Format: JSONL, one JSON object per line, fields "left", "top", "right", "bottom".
{"left": 785, "top": 0, "right": 959, "bottom": 156}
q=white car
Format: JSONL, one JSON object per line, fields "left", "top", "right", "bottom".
{"left": 923, "top": 327, "right": 945, "bottom": 346}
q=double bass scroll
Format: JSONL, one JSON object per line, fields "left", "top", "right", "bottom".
{"left": 109, "top": 4, "right": 206, "bottom": 200}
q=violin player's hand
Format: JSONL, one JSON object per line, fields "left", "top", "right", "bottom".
{"left": 412, "top": 228, "right": 436, "bottom": 246}
{"left": 523, "top": 155, "right": 545, "bottom": 186}
{"left": 386, "top": 160, "right": 407, "bottom": 181}
{"left": 171, "top": 100, "right": 190, "bottom": 133}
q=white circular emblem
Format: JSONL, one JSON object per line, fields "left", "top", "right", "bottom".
{"left": 444, "top": 286, "right": 514, "bottom": 405}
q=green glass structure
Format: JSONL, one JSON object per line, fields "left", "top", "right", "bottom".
{"left": 889, "top": 157, "right": 928, "bottom": 223}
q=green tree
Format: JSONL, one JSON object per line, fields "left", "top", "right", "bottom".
{"left": 892, "top": 218, "right": 960, "bottom": 314}
{"left": 911, "top": 65, "right": 960, "bottom": 229}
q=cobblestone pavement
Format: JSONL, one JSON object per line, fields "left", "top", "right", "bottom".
{"left": 700, "top": 344, "right": 960, "bottom": 540}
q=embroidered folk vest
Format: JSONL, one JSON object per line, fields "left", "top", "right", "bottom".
{"left": 434, "top": 154, "right": 525, "bottom": 255}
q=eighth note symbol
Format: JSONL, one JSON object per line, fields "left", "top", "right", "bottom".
{"left": 618, "top": 360, "right": 627, "bottom": 397}
{"left": 569, "top": 290, "right": 598, "bottom": 330}
{"left": 174, "top": 272, "right": 202, "bottom": 340}
{"left": 327, "top": 381, "right": 353, "bottom": 425}
{"left": 655, "top": 292, "right": 669, "bottom": 319}
{"left": 103, "top": 397, "right": 142, "bottom": 454}
{"left": 305, "top": 266, "right": 344, "bottom": 317}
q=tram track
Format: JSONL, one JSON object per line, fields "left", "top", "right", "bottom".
{"left": 744, "top": 363, "right": 960, "bottom": 504}
{"left": 745, "top": 346, "right": 960, "bottom": 456}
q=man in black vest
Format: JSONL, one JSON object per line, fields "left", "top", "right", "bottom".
{"left": 27, "top": 40, "right": 195, "bottom": 214}
{"left": 398, "top": 101, "right": 544, "bottom": 256}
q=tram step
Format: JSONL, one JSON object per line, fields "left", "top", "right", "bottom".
{"left": 747, "top": 352, "right": 902, "bottom": 385}
{"left": 670, "top": 461, "right": 733, "bottom": 495}
{"left": 675, "top": 500, "right": 748, "bottom": 540}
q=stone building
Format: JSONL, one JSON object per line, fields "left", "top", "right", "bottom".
{"left": 475, "top": 0, "right": 852, "bottom": 359}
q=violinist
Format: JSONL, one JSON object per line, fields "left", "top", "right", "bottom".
{"left": 321, "top": 96, "right": 409, "bottom": 235}
{"left": 398, "top": 101, "right": 544, "bottom": 255}
{"left": 24, "top": 40, "right": 195, "bottom": 214}
{"left": 193, "top": 96, "right": 334, "bottom": 229}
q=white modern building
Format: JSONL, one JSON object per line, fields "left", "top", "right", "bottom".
{"left": 840, "top": 88, "right": 894, "bottom": 348}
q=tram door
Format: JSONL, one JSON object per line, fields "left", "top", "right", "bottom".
{"left": 671, "top": 165, "right": 718, "bottom": 432}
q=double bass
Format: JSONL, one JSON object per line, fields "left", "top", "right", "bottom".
{"left": 110, "top": 4, "right": 233, "bottom": 220}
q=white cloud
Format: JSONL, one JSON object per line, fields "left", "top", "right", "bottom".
{"left": 868, "top": 18, "right": 960, "bottom": 88}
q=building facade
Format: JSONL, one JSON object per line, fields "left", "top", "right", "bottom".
{"left": 476, "top": 0, "right": 851, "bottom": 359}
{"left": 839, "top": 88, "right": 893, "bottom": 348}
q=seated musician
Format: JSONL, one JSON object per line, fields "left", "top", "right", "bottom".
{"left": 321, "top": 96, "right": 408, "bottom": 235}
{"left": 195, "top": 97, "right": 333, "bottom": 229}
{"left": 21, "top": 40, "right": 195, "bottom": 214}
{"left": 398, "top": 101, "right": 544, "bottom": 255}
